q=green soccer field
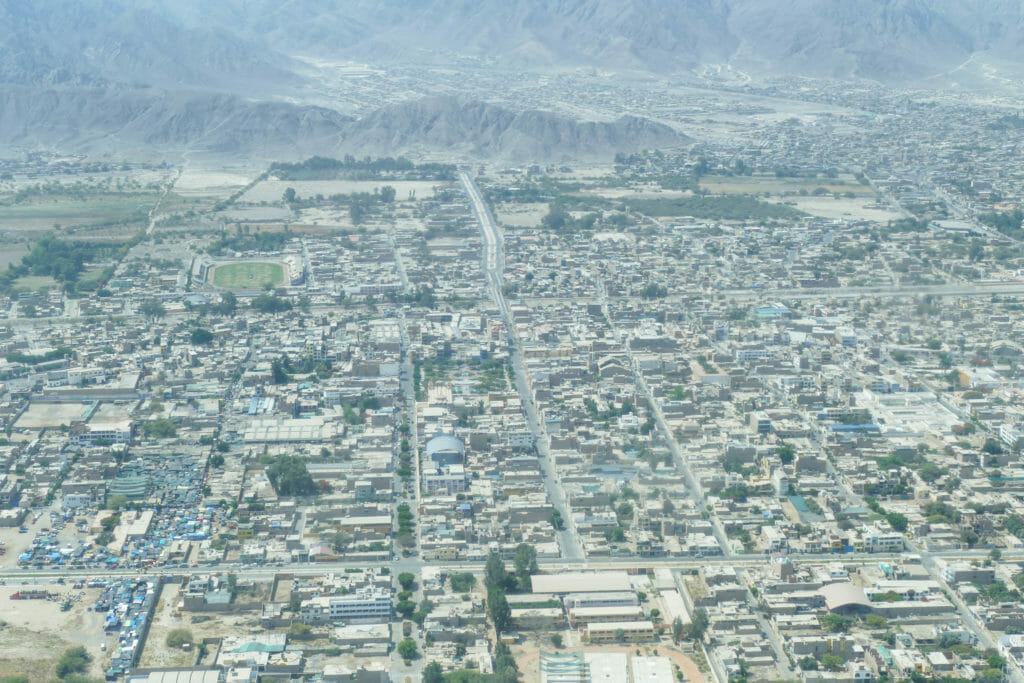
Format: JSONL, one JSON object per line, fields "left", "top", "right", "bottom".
{"left": 211, "top": 261, "right": 285, "bottom": 289}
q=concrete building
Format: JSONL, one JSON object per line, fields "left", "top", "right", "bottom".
{"left": 300, "top": 588, "right": 392, "bottom": 625}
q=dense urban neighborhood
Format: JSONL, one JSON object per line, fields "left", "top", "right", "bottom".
{"left": 3, "top": 75, "right": 1024, "bottom": 683}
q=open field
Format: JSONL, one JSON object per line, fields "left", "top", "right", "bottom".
{"left": 141, "top": 583, "right": 275, "bottom": 670}
{"left": 241, "top": 179, "right": 442, "bottom": 203}
{"left": 11, "top": 275, "right": 58, "bottom": 292}
{"left": 0, "top": 197, "right": 152, "bottom": 232}
{"left": 0, "top": 244, "right": 28, "bottom": 269}
{"left": 138, "top": 585, "right": 199, "bottom": 669}
{"left": 770, "top": 196, "right": 905, "bottom": 221}
{"left": 0, "top": 584, "right": 108, "bottom": 681}
{"left": 15, "top": 402, "right": 92, "bottom": 429}
{"left": 211, "top": 261, "right": 285, "bottom": 289}
{"left": 700, "top": 174, "right": 874, "bottom": 196}
{"left": 221, "top": 206, "right": 294, "bottom": 222}
{"left": 496, "top": 202, "right": 550, "bottom": 228}
{"left": 174, "top": 169, "right": 256, "bottom": 198}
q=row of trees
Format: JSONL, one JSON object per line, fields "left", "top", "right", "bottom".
{"left": 270, "top": 155, "right": 456, "bottom": 181}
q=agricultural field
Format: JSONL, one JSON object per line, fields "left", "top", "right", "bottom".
{"left": 10, "top": 275, "right": 58, "bottom": 292}
{"left": 0, "top": 244, "right": 28, "bottom": 269}
{"left": 699, "top": 173, "right": 875, "bottom": 197}
{"left": 0, "top": 197, "right": 151, "bottom": 234}
{"left": 211, "top": 261, "right": 285, "bottom": 289}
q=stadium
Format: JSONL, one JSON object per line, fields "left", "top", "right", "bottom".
{"left": 197, "top": 255, "right": 304, "bottom": 290}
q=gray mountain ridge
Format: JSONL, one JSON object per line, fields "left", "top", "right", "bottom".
{"left": 151, "top": 0, "right": 1024, "bottom": 81}
{"left": 3, "top": 0, "right": 1023, "bottom": 160}
{"left": 0, "top": 90, "right": 687, "bottom": 163}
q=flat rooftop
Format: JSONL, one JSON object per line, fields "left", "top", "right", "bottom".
{"left": 531, "top": 571, "right": 633, "bottom": 594}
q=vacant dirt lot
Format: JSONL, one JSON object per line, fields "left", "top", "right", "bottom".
{"left": 0, "top": 584, "right": 107, "bottom": 681}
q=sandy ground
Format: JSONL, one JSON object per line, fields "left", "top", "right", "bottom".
{"left": 496, "top": 203, "right": 548, "bottom": 228}
{"left": 15, "top": 402, "right": 92, "bottom": 429}
{"left": 701, "top": 175, "right": 872, "bottom": 196}
{"left": 771, "top": 196, "right": 904, "bottom": 221}
{"left": 140, "top": 582, "right": 273, "bottom": 669}
{"left": 0, "top": 584, "right": 108, "bottom": 681}
{"left": 221, "top": 206, "right": 294, "bottom": 221}
{"left": 139, "top": 584, "right": 200, "bottom": 669}
{"left": 175, "top": 170, "right": 256, "bottom": 198}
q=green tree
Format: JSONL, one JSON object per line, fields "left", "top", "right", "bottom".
{"left": 142, "top": 418, "right": 176, "bottom": 439}
{"left": 190, "top": 327, "right": 213, "bottom": 345}
{"left": 289, "top": 622, "right": 313, "bottom": 640}
{"left": 216, "top": 291, "right": 237, "bottom": 316}
{"left": 485, "top": 550, "right": 506, "bottom": 590}
{"left": 513, "top": 543, "right": 538, "bottom": 577}
{"left": 396, "top": 599, "right": 417, "bottom": 618}
{"left": 265, "top": 454, "right": 317, "bottom": 496}
{"left": 550, "top": 509, "right": 565, "bottom": 530}
{"left": 450, "top": 572, "right": 476, "bottom": 593}
{"left": 398, "top": 572, "right": 416, "bottom": 591}
{"left": 165, "top": 628, "right": 193, "bottom": 648}
{"left": 422, "top": 662, "right": 444, "bottom": 683}
{"left": 886, "top": 512, "right": 909, "bottom": 532}
{"left": 55, "top": 647, "right": 91, "bottom": 678}
{"left": 283, "top": 187, "right": 297, "bottom": 203}
{"left": 820, "top": 614, "right": 854, "bottom": 633}
{"left": 776, "top": 444, "right": 795, "bottom": 465}
{"left": 380, "top": 185, "right": 397, "bottom": 203}
{"left": 864, "top": 614, "right": 888, "bottom": 630}
{"left": 918, "top": 462, "right": 945, "bottom": 483}
{"left": 139, "top": 300, "right": 166, "bottom": 320}
{"left": 209, "top": 453, "right": 225, "bottom": 468}
{"left": 350, "top": 201, "right": 367, "bottom": 225}
{"left": 672, "top": 616, "right": 685, "bottom": 642}
{"left": 397, "top": 638, "right": 418, "bottom": 660}
{"left": 616, "top": 501, "right": 634, "bottom": 522}
{"left": 488, "top": 586, "right": 511, "bottom": 634}
{"left": 271, "top": 358, "right": 289, "bottom": 384}
{"left": 798, "top": 656, "right": 819, "bottom": 670}
{"left": 983, "top": 438, "right": 1004, "bottom": 455}
{"left": 821, "top": 654, "right": 844, "bottom": 671}
{"left": 106, "top": 494, "right": 128, "bottom": 510}
{"left": 550, "top": 633, "right": 563, "bottom": 648}
{"left": 251, "top": 294, "right": 292, "bottom": 313}
{"left": 331, "top": 531, "right": 352, "bottom": 553}
{"left": 689, "top": 608, "right": 709, "bottom": 641}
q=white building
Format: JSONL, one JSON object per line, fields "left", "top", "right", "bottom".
{"left": 301, "top": 588, "right": 392, "bottom": 625}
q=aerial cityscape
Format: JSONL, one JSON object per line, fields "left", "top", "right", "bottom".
{"left": 4, "top": 2, "right": 1024, "bottom": 683}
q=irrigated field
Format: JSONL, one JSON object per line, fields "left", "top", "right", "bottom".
{"left": 211, "top": 261, "right": 284, "bottom": 289}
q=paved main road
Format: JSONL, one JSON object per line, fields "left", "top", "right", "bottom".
{"left": 460, "top": 170, "right": 585, "bottom": 562}
{"left": 597, "top": 278, "right": 732, "bottom": 555}
{"left": 5, "top": 549, "right": 1017, "bottom": 584}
